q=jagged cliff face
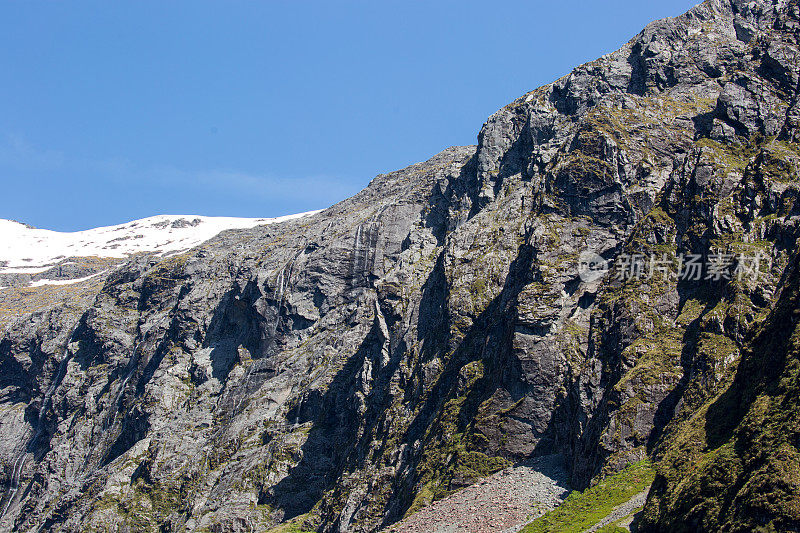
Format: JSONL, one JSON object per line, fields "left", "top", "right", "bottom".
{"left": 1, "top": 0, "right": 799, "bottom": 531}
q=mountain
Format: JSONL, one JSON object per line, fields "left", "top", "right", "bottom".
{"left": 1, "top": 0, "right": 799, "bottom": 531}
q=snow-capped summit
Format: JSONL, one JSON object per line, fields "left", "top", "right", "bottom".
{"left": 0, "top": 212, "right": 318, "bottom": 274}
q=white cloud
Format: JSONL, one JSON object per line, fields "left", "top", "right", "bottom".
{"left": 0, "top": 133, "right": 357, "bottom": 207}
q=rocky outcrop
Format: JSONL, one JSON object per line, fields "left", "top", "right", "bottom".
{"left": 1, "top": 0, "right": 799, "bottom": 531}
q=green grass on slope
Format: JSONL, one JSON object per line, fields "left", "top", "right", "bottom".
{"left": 264, "top": 513, "right": 316, "bottom": 533}
{"left": 594, "top": 514, "right": 637, "bottom": 533}
{"left": 521, "top": 460, "right": 655, "bottom": 533}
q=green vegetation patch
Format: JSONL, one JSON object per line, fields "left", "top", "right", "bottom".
{"left": 521, "top": 460, "right": 655, "bottom": 533}
{"left": 264, "top": 512, "right": 317, "bottom": 533}
{"left": 695, "top": 137, "right": 757, "bottom": 172}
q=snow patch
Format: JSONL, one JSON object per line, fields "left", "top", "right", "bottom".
{"left": 28, "top": 271, "right": 107, "bottom": 287}
{"left": 0, "top": 212, "right": 319, "bottom": 273}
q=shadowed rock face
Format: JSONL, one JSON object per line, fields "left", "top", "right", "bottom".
{"left": 1, "top": 0, "right": 800, "bottom": 531}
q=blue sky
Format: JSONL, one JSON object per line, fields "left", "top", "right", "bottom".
{"left": 0, "top": 0, "right": 699, "bottom": 231}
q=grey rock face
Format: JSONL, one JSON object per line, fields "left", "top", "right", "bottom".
{"left": 2, "top": 0, "right": 800, "bottom": 531}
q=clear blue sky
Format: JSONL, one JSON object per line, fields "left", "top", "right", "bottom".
{"left": 0, "top": 0, "right": 699, "bottom": 231}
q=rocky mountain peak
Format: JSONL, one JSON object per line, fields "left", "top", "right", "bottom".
{"left": 1, "top": 0, "right": 799, "bottom": 531}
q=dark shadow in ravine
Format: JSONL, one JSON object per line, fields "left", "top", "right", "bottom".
{"left": 380, "top": 227, "right": 545, "bottom": 526}
{"left": 205, "top": 280, "right": 275, "bottom": 383}
{"left": 266, "top": 313, "right": 392, "bottom": 520}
